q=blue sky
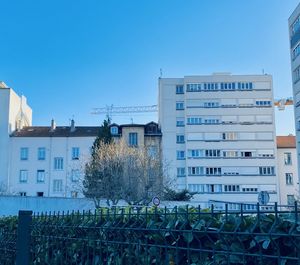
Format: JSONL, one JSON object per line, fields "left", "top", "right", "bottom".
{"left": 0, "top": 0, "right": 298, "bottom": 135}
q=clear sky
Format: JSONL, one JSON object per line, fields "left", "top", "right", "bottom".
{"left": 0, "top": 0, "right": 298, "bottom": 135}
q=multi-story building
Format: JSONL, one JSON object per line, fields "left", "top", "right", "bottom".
{"left": 9, "top": 120, "right": 161, "bottom": 197}
{"left": 289, "top": 4, "right": 300, "bottom": 188}
{"left": 277, "top": 135, "right": 299, "bottom": 205}
{"left": 110, "top": 122, "right": 162, "bottom": 155}
{"left": 159, "top": 73, "right": 278, "bottom": 209}
{"left": 9, "top": 120, "right": 98, "bottom": 197}
{"left": 0, "top": 82, "right": 32, "bottom": 190}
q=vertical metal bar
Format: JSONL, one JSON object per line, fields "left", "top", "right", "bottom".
{"left": 16, "top": 210, "right": 32, "bottom": 265}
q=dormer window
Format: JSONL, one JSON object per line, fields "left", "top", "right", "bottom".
{"left": 110, "top": 126, "right": 118, "bottom": 135}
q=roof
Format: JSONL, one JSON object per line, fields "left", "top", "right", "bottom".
{"left": 11, "top": 126, "right": 100, "bottom": 137}
{"left": 277, "top": 136, "right": 296, "bottom": 148}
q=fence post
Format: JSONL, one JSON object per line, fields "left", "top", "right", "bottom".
{"left": 16, "top": 210, "right": 32, "bottom": 265}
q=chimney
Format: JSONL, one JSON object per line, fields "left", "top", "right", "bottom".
{"left": 16, "top": 119, "right": 22, "bottom": 132}
{"left": 0, "top": 81, "right": 8, "bottom": 88}
{"left": 50, "top": 119, "right": 56, "bottom": 131}
{"left": 70, "top": 119, "right": 76, "bottom": 132}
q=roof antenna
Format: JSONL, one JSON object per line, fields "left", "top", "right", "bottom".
{"left": 262, "top": 69, "right": 265, "bottom": 75}
{"left": 160, "top": 68, "right": 163, "bottom": 78}
{"left": 131, "top": 118, "right": 134, "bottom": 124}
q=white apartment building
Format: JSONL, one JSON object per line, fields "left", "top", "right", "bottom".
{"left": 0, "top": 82, "right": 32, "bottom": 190}
{"left": 9, "top": 120, "right": 161, "bottom": 197}
{"left": 277, "top": 135, "right": 299, "bottom": 205}
{"left": 159, "top": 73, "right": 278, "bottom": 209}
{"left": 9, "top": 120, "right": 98, "bottom": 197}
{"left": 289, "top": 4, "right": 300, "bottom": 185}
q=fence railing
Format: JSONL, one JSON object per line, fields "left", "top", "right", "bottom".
{"left": 1, "top": 202, "right": 300, "bottom": 265}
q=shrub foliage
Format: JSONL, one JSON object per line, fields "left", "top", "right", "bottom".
{"left": 0, "top": 206, "right": 299, "bottom": 264}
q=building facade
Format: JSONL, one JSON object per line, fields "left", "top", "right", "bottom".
{"left": 0, "top": 82, "right": 32, "bottom": 190}
{"left": 289, "top": 4, "right": 300, "bottom": 188}
{"left": 277, "top": 135, "right": 299, "bottom": 205}
{"left": 159, "top": 73, "right": 278, "bottom": 209}
{"left": 9, "top": 121, "right": 161, "bottom": 197}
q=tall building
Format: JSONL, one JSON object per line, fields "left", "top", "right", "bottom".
{"left": 0, "top": 82, "right": 32, "bottom": 190}
{"left": 276, "top": 135, "right": 299, "bottom": 206}
{"left": 159, "top": 73, "right": 278, "bottom": 209}
{"left": 289, "top": 4, "right": 300, "bottom": 195}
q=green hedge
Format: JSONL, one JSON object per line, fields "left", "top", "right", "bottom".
{"left": 1, "top": 207, "right": 300, "bottom": 264}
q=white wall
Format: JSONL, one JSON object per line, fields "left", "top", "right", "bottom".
{"left": 9, "top": 136, "right": 95, "bottom": 197}
{"left": 0, "top": 87, "right": 32, "bottom": 189}
{"left": 159, "top": 74, "right": 278, "bottom": 206}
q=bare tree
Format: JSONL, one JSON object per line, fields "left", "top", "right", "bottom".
{"left": 83, "top": 139, "right": 166, "bottom": 207}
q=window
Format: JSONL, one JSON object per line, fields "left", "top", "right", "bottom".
{"left": 286, "top": 173, "right": 293, "bottom": 185}
{"left": 204, "top": 102, "right": 219, "bottom": 108}
{"left": 292, "top": 16, "right": 300, "bottom": 35}
{"left": 241, "top": 151, "right": 253, "bottom": 158}
{"left": 186, "top": 83, "right": 201, "bottom": 92}
{"left": 242, "top": 187, "right": 258, "bottom": 192}
{"left": 206, "top": 167, "right": 221, "bottom": 176}
{"left": 37, "top": 170, "right": 45, "bottom": 183}
{"left": 176, "top": 101, "right": 184, "bottom": 110}
{"left": 54, "top": 157, "right": 64, "bottom": 170}
{"left": 177, "top": 167, "right": 185, "bottom": 177}
{"left": 205, "top": 149, "right": 221, "bottom": 157}
{"left": 110, "top": 126, "right": 118, "bottom": 135}
{"left": 38, "top": 147, "right": 46, "bottom": 160}
{"left": 256, "top": 100, "right": 272, "bottom": 106}
{"left": 223, "top": 151, "right": 238, "bottom": 158}
{"left": 238, "top": 82, "right": 253, "bottom": 90}
{"left": 129, "top": 132, "right": 138, "bottom": 146}
{"left": 176, "top": 118, "right": 185, "bottom": 127}
{"left": 222, "top": 132, "right": 237, "bottom": 140}
{"left": 37, "top": 192, "right": 44, "bottom": 197}
{"left": 176, "top": 85, "right": 184, "bottom": 94}
{"left": 176, "top": 135, "right": 185, "bottom": 143}
{"left": 72, "top": 147, "right": 80, "bottom": 160}
{"left": 188, "top": 149, "right": 204, "bottom": 158}
{"left": 71, "top": 169, "right": 80, "bottom": 182}
{"left": 207, "top": 184, "right": 222, "bottom": 193}
{"left": 53, "top": 179, "right": 63, "bottom": 192}
{"left": 19, "top": 170, "right": 28, "bottom": 183}
{"left": 284, "top": 152, "right": 292, "bottom": 165}
{"left": 188, "top": 184, "right": 204, "bottom": 193}
{"left": 293, "top": 43, "right": 300, "bottom": 60}
{"left": 293, "top": 66, "right": 300, "bottom": 84}
{"left": 204, "top": 118, "right": 219, "bottom": 124}
{"left": 224, "top": 185, "right": 240, "bottom": 192}
{"left": 19, "top": 192, "right": 27, "bottom": 196}
{"left": 220, "top": 83, "right": 235, "bottom": 91}
{"left": 287, "top": 195, "right": 295, "bottom": 205}
{"left": 259, "top": 167, "right": 275, "bottom": 175}
{"left": 187, "top": 117, "right": 202, "bottom": 124}
{"left": 20, "top": 147, "right": 28, "bottom": 160}
{"left": 176, "top": 151, "right": 185, "bottom": 160}
{"left": 188, "top": 167, "right": 204, "bottom": 175}
{"left": 147, "top": 146, "right": 157, "bottom": 157}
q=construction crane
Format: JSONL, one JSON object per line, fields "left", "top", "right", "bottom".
{"left": 91, "top": 105, "right": 158, "bottom": 119}
{"left": 274, "top": 97, "right": 293, "bottom": 110}
{"left": 91, "top": 97, "right": 294, "bottom": 118}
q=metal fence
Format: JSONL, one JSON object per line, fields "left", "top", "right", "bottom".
{"left": 1, "top": 202, "right": 300, "bottom": 265}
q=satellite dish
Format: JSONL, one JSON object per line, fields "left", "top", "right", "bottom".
{"left": 258, "top": 191, "right": 270, "bottom": 205}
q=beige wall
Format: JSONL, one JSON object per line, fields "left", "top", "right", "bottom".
{"left": 277, "top": 147, "right": 299, "bottom": 205}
